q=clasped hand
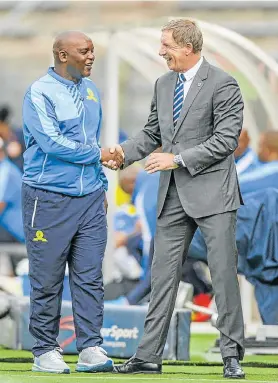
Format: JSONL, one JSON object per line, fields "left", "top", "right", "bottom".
{"left": 101, "top": 146, "right": 178, "bottom": 173}
{"left": 101, "top": 145, "right": 124, "bottom": 170}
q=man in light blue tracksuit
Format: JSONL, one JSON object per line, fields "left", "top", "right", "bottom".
{"left": 234, "top": 129, "right": 260, "bottom": 177}
{"left": 0, "top": 138, "right": 24, "bottom": 243}
{"left": 239, "top": 131, "right": 278, "bottom": 194}
{"left": 22, "top": 31, "right": 122, "bottom": 374}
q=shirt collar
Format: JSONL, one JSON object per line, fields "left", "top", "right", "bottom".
{"left": 180, "top": 56, "right": 203, "bottom": 82}
{"left": 47, "top": 67, "right": 82, "bottom": 87}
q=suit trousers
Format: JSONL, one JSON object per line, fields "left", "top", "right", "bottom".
{"left": 135, "top": 177, "right": 244, "bottom": 363}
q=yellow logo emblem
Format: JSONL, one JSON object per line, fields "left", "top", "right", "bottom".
{"left": 86, "top": 88, "right": 98, "bottom": 102}
{"left": 33, "top": 230, "right": 48, "bottom": 242}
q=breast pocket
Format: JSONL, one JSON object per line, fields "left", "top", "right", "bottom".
{"left": 186, "top": 102, "right": 212, "bottom": 138}
{"left": 191, "top": 103, "right": 208, "bottom": 112}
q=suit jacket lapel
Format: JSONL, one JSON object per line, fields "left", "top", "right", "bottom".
{"left": 172, "top": 58, "right": 210, "bottom": 139}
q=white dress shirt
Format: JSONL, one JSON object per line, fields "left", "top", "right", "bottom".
{"left": 180, "top": 56, "right": 203, "bottom": 100}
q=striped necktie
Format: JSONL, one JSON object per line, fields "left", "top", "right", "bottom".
{"left": 173, "top": 73, "right": 186, "bottom": 127}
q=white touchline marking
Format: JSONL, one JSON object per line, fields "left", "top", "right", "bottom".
{"left": 3, "top": 376, "right": 278, "bottom": 383}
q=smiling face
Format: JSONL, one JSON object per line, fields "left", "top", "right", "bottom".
{"left": 54, "top": 32, "right": 95, "bottom": 81}
{"left": 159, "top": 30, "right": 191, "bottom": 72}
{"left": 63, "top": 36, "right": 95, "bottom": 79}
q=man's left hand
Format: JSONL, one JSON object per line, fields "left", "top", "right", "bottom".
{"left": 145, "top": 153, "right": 178, "bottom": 174}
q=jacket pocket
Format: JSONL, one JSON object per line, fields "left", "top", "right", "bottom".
{"left": 190, "top": 102, "right": 208, "bottom": 111}
{"left": 199, "top": 163, "right": 229, "bottom": 174}
{"left": 31, "top": 197, "right": 39, "bottom": 228}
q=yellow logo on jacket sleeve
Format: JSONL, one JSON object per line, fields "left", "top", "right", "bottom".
{"left": 86, "top": 88, "right": 98, "bottom": 102}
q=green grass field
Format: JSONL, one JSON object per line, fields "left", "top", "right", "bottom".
{"left": 1, "top": 335, "right": 278, "bottom": 383}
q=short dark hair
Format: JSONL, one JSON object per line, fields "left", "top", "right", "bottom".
{"left": 0, "top": 106, "right": 11, "bottom": 123}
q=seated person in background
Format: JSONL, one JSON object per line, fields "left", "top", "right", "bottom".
{"left": 0, "top": 137, "right": 24, "bottom": 286}
{"left": 0, "top": 137, "right": 24, "bottom": 243}
{"left": 105, "top": 165, "right": 159, "bottom": 305}
{"left": 234, "top": 128, "right": 260, "bottom": 176}
{"left": 119, "top": 165, "right": 159, "bottom": 279}
{"left": 116, "top": 184, "right": 131, "bottom": 206}
{"left": 106, "top": 165, "right": 212, "bottom": 308}
{"left": 190, "top": 187, "right": 278, "bottom": 325}
{"left": 104, "top": 204, "right": 144, "bottom": 300}
{"left": 239, "top": 131, "right": 278, "bottom": 194}
{"left": 106, "top": 233, "right": 212, "bottom": 309}
{"left": 0, "top": 105, "right": 24, "bottom": 171}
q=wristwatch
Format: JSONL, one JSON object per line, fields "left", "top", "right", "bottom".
{"left": 173, "top": 154, "right": 184, "bottom": 167}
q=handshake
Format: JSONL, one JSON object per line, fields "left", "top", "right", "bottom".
{"left": 101, "top": 145, "right": 125, "bottom": 170}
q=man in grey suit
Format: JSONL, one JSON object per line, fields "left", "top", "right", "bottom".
{"left": 107, "top": 19, "right": 245, "bottom": 379}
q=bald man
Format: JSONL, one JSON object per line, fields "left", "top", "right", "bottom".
{"left": 22, "top": 31, "right": 119, "bottom": 374}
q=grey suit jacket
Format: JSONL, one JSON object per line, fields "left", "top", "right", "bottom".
{"left": 121, "top": 58, "right": 244, "bottom": 218}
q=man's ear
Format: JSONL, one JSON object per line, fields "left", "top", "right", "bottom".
{"left": 59, "top": 50, "right": 67, "bottom": 63}
{"left": 185, "top": 43, "right": 193, "bottom": 56}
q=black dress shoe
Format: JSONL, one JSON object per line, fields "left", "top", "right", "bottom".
{"left": 113, "top": 357, "right": 162, "bottom": 374}
{"left": 223, "top": 357, "right": 245, "bottom": 379}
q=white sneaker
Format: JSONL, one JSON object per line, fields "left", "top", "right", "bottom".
{"left": 76, "top": 346, "right": 113, "bottom": 372}
{"left": 32, "top": 349, "right": 70, "bottom": 374}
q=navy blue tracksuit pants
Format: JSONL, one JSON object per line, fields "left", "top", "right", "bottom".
{"left": 22, "top": 183, "right": 107, "bottom": 357}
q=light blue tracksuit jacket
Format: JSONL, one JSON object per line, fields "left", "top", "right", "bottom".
{"left": 22, "top": 67, "right": 107, "bottom": 196}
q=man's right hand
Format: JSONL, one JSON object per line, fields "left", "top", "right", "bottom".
{"left": 102, "top": 145, "right": 125, "bottom": 170}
